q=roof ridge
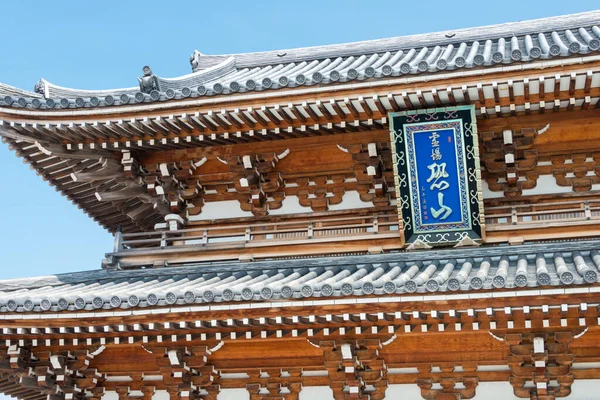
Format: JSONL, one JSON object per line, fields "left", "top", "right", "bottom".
{"left": 0, "top": 82, "right": 42, "bottom": 99}
{"left": 193, "top": 10, "right": 600, "bottom": 69}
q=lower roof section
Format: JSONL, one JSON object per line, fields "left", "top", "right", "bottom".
{"left": 1, "top": 240, "right": 600, "bottom": 315}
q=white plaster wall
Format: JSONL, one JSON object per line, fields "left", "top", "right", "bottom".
{"left": 470, "top": 382, "right": 520, "bottom": 399}
{"left": 569, "top": 380, "right": 600, "bottom": 400}
{"left": 387, "top": 382, "right": 598, "bottom": 399}
{"left": 482, "top": 175, "right": 576, "bottom": 199}
{"left": 384, "top": 384, "right": 423, "bottom": 398}
{"left": 521, "top": 175, "right": 574, "bottom": 196}
{"left": 482, "top": 179, "right": 506, "bottom": 199}
{"left": 217, "top": 388, "right": 249, "bottom": 400}
{"left": 152, "top": 391, "right": 169, "bottom": 400}
{"left": 98, "top": 381, "right": 600, "bottom": 399}
{"left": 268, "top": 195, "right": 308, "bottom": 215}
{"left": 102, "top": 392, "right": 118, "bottom": 400}
{"left": 299, "top": 386, "right": 334, "bottom": 399}
{"left": 188, "top": 200, "right": 253, "bottom": 221}
{"left": 328, "top": 191, "right": 376, "bottom": 211}
{"left": 195, "top": 175, "right": 594, "bottom": 216}
{"left": 189, "top": 191, "right": 375, "bottom": 221}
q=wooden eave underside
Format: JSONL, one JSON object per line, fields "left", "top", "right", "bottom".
{"left": 1, "top": 62, "right": 600, "bottom": 234}
{"left": 0, "top": 140, "right": 165, "bottom": 233}
{"left": 0, "top": 374, "right": 45, "bottom": 400}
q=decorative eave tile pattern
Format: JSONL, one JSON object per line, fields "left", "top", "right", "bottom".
{"left": 1, "top": 240, "right": 599, "bottom": 314}
{"left": 0, "top": 12, "right": 599, "bottom": 110}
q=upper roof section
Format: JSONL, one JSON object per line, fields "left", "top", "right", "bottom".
{"left": 190, "top": 11, "right": 600, "bottom": 70}
{"left": 1, "top": 11, "right": 599, "bottom": 111}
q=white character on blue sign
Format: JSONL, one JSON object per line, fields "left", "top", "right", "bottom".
{"left": 427, "top": 162, "right": 453, "bottom": 220}
{"left": 431, "top": 192, "right": 452, "bottom": 220}
{"left": 426, "top": 163, "right": 450, "bottom": 191}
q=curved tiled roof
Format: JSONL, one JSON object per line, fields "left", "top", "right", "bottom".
{"left": 1, "top": 240, "right": 599, "bottom": 314}
{"left": 191, "top": 11, "right": 600, "bottom": 70}
{"left": 0, "top": 11, "right": 599, "bottom": 111}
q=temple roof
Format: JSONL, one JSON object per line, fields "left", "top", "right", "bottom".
{"left": 1, "top": 240, "right": 599, "bottom": 314}
{"left": 0, "top": 11, "right": 599, "bottom": 110}
{"left": 191, "top": 10, "right": 600, "bottom": 70}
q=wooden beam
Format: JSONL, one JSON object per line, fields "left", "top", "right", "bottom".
{"left": 372, "top": 95, "right": 388, "bottom": 114}
{"left": 95, "top": 187, "right": 147, "bottom": 201}
{"left": 274, "top": 105, "right": 293, "bottom": 124}
{"left": 71, "top": 159, "right": 122, "bottom": 182}
{"left": 584, "top": 71, "right": 593, "bottom": 94}
{"left": 248, "top": 107, "right": 269, "bottom": 127}
{"left": 386, "top": 94, "right": 400, "bottom": 112}
{"left": 358, "top": 96, "right": 373, "bottom": 117}
{"left": 315, "top": 100, "right": 332, "bottom": 120}
{"left": 197, "top": 112, "right": 218, "bottom": 131}
{"left": 233, "top": 109, "right": 256, "bottom": 128}
{"left": 286, "top": 104, "right": 307, "bottom": 123}
{"left": 35, "top": 142, "right": 117, "bottom": 160}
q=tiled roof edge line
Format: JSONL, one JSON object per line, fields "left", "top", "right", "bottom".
{"left": 1, "top": 287, "right": 598, "bottom": 321}
{"left": 1, "top": 55, "right": 599, "bottom": 118}
{"left": 1, "top": 238, "right": 599, "bottom": 288}
{"left": 193, "top": 11, "right": 600, "bottom": 69}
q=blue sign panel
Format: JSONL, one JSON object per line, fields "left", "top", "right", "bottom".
{"left": 390, "top": 106, "right": 484, "bottom": 247}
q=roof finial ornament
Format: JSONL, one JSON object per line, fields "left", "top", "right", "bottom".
{"left": 138, "top": 66, "right": 160, "bottom": 93}
{"left": 33, "top": 79, "right": 46, "bottom": 98}
{"left": 190, "top": 53, "right": 199, "bottom": 70}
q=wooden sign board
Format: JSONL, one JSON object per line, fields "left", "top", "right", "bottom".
{"left": 390, "top": 106, "right": 485, "bottom": 248}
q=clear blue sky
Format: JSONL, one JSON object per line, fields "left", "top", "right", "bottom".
{"left": 0, "top": 1, "right": 598, "bottom": 280}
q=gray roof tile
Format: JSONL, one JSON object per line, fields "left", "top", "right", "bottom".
{"left": 1, "top": 11, "right": 599, "bottom": 110}
{"left": 1, "top": 240, "right": 600, "bottom": 313}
